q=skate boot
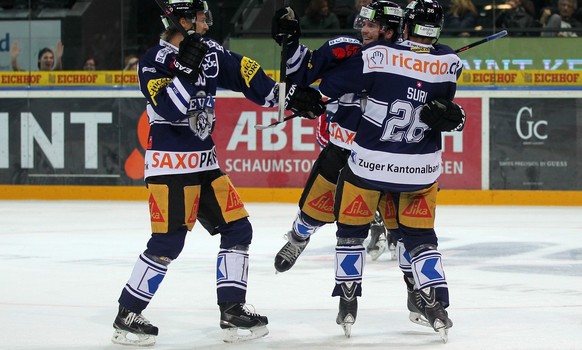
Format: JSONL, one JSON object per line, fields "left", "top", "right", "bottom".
{"left": 219, "top": 303, "right": 269, "bottom": 343}
{"left": 419, "top": 287, "right": 453, "bottom": 343}
{"left": 111, "top": 305, "right": 158, "bottom": 346}
{"left": 366, "top": 212, "right": 387, "bottom": 261}
{"left": 274, "top": 231, "right": 309, "bottom": 273}
{"left": 336, "top": 282, "right": 358, "bottom": 338}
{"left": 407, "top": 287, "right": 431, "bottom": 328}
{"left": 403, "top": 276, "right": 430, "bottom": 328}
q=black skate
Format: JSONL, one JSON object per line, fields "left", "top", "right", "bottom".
{"left": 219, "top": 303, "right": 269, "bottom": 343}
{"left": 366, "top": 212, "right": 387, "bottom": 261}
{"left": 419, "top": 287, "right": 453, "bottom": 343}
{"left": 274, "top": 231, "right": 309, "bottom": 273}
{"left": 111, "top": 305, "right": 158, "bottom": 346}
{"left": 407, "top": 286, "right": 431, "bottom": 328}
{"left": 403, "top": 276, "right": 430, "bottom": 328}
{"left": 336, "top": 282, "right": 358, "bottom": 338}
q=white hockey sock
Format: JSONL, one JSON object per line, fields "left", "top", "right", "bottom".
{"left": 217, "top": 249, "right": 249, "bottom": 292}
{"left": 123, "top": 253, "right": 168, "bottom": 303}
{"left": 411, "top": 249, "right": 447, "bottom": 290}
{"left": 292, "top": 210, "right": 323, "bottom": 240}
{"left": 335, "top": 245, "right": 365, "bottom": 285}
{"left": 397, "top": 240, "right": 412, "bottom": 273}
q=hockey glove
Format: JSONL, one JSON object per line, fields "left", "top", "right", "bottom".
{"left": 285, "top": 84, "right": 326, "bottom": 119}
{"left": 420, "top": 98, "right": 466, "bottom": 132}
{"left": 271, "top": 7, "right": 301, "bottom": 47}
{"left": 174, "top": 32, "right": 208, "bottom": 83}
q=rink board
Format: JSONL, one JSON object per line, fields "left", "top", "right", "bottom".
{"left": 0, "top": 185, "right": 581, "bottom": 206}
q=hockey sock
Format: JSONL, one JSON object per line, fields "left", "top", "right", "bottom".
{"left": 397, "top": 240, "right": 412, "bottom": 274}
{"left": 292, "top": 211, "right": 324, "bottom": 240}
{"left": 411, "top": 248, "right": 447, "bottom": 291}
{"left": 217, "top": 249, "right": 249, "bottom": 303}
{"left": 333, "top": 245, "right": 365, "bottom": 297}
{"left": 118, "top": 253, "right": 168, "bottom": 313}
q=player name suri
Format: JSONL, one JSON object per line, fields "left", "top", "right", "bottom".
{"left": 358, "top": 159, "right": 439, "bottom": 174}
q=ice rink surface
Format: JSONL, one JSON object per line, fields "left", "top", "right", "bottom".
{"left": 1, "top": 200, "right": 581, "bottom": 350}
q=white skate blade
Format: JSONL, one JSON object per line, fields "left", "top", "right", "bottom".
{"left": 111, "top": 329, "right": 156, "bottom": 346}
{"left": 222, "top": 325, "right": 269, "bottom": 343}
{"left": 433, "top": 319, "right": 449, "bottom": 343}
{"left": 409, "top": 311, "right": 431, "bottom": 328}
{"left": 338, "top": 314, "right": 355, "bottom": 338}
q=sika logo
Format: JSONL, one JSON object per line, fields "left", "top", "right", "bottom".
{"left": 343, "top": 195, "right": 373, "bottom": 217}
{"left": 384, "top": 199, "right": 397, "bottom": 219}
{"left": 124, "top": 110, "right": 150, "bottom": 180}
{"left": 149, "top": 194, "right": 165, "bottom": 222}
{"left": 186, "top": 195, "right": 199, "bottom": 226}
{"left": 308, "top": 191, "right": 334, "bottom": 214}
{"left": 402, "top": 196, "right": 431, "bottom": 218}
{"left": 226, "top": 184, "right": 244, "bottom": 211}
{"left": 515, "top": 106, "right": 547, "bottom": 142}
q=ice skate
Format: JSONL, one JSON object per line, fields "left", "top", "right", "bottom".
{"left": 336, "top": 282, "right": 358, "bottom": 338}
{"left": 407, "top": 287, "right": 431, "bottom": 328}
{"left": 402, "top": 276, "right": 430, "bottom": 328}
{"left": 419, "top": 287, "right": 453, "bottom": 343}
{"left": 386, "top": 230, "right": 397, "bottom": 260}
{"left": 219, "top": 303, "right": 269, "bottom": 343}
{"left": 366, "top": 212, "right": 387, "bottom": 261}
{"left": 111, "top": 305, "right": 158, "bottom": 346}
{"left": 274, "top": 231, "right": 309, "bottom": 273}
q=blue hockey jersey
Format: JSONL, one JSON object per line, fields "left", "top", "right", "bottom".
{"left": 138, "top": 38, "right": 278, "bottom": 179}
{"left": 285, "top": 36, "right": 364, "bottom": 150}
{"left": 319, "top": 40, "right": 463, "bottom": 192}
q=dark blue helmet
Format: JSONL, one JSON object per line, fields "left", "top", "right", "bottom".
{"left": 162, "top": 0, "right": 213, "bottom": 29}
{"left": 353, "top": 1, "right": 403, "bottom": 36}
{"left": 403, "top": 0, "right": 444, "bottom": 41}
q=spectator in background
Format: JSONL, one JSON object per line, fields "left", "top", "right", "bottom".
{"left": 83, "top": 56, "right": 97, "bottom": 70}
{"left": 332, "top": 0, "right": 358, "bottom": 28}
{"left": 10, "top": 40, "right": 64, "bottom": 71}
{"left": 346, "top": 0, "right": 372, "bottom": 28}
{"left": 495, "top": 0, "right": 541, "bottom": 36}
{"left": 444, "top": 0, "right": 478, "bottom": 36}
{"left": 123, "top": 54, "right": 139, "bottom": 71}
{"left": 540, "top": 0, "right": 581, "bottom": 36}
{"left": 300, "top": 0, "right": 341, "bottom": 35}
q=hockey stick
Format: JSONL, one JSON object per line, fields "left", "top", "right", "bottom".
{"left": 255, "top": 31, "right": 508, "bottom": 130}
{"left": 454, "top": 30, "right": 507, "bottom": 53}
{"left": 254, "top": 97, "right": 338, "bottom": 130}
{"left": 276, "top": 0, "right": 291, "bottom": 123}
{"left": 154, "top": 0, "right": 190, "bottom": 38}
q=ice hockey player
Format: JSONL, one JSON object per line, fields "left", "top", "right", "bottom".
{"left": 110, "top": 0, "right": 323, "bottom": 345}
{"left": 314, "top": 102, "right": 397, "bottom": 262}
{"left": 271, "top": 1, "right": 403, "bottom": 279}
{"left": 313, "top": 0, "right": 466, "bottom": 342}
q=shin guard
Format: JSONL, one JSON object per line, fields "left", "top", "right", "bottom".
{"left": 119, "top": 253, "right": 168, "bottom": 312}
{"left": 217, "top": 249, "right": 249, "bottom": 303}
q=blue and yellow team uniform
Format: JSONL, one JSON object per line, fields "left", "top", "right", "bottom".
{"left": 319, "top": 39, "right": 462, "bottom": 308}
{"left": 118, "top": 37, "right": 278, "bottom": 313}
